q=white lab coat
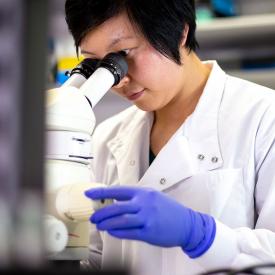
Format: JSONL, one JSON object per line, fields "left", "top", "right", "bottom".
{"left": 82, "top": 61, "right": 275, "bottom": 275}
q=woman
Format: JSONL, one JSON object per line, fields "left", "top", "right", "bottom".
{"left": 65, "top": 1, "right": 275, "bottom": 274}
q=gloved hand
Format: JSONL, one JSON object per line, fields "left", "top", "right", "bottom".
{"left": 85, "top": 186, "right": 216, "bottom": 258}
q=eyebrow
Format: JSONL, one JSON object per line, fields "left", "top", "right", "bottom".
{"left": 108, "top": 35, "right": 134, "bottom": 49}
{"left": 81, "top": 36, "right": 135, "bottom": 56}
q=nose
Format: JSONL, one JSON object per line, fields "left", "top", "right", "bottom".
{"left": 113, "top": 75, "right": 130, "bottom": 89}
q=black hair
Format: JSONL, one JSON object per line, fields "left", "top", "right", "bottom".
{"left": 65, "top": 0, "right": 199, "bottom": 64}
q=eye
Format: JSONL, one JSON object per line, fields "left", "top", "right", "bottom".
{"left": 120, "top": 49, "right": 131, "bottom": 56}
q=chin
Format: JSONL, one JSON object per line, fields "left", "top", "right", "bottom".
{"left": 134, "top": 102, "right": 157, "bottom": 112}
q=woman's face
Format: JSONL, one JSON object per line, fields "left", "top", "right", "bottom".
{"left": 80, "top": 12, "right": 186, "bottom": 112}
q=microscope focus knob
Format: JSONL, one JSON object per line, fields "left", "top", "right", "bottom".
{"left": 44, "top": 215, "right": 68, "bottom": 255}
{"left": 56, "top": 182, "right": 112, "bottom": 222}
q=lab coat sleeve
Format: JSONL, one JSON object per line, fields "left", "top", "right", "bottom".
{"left": 195, "top": 102, "right": 275, "bottom": 270}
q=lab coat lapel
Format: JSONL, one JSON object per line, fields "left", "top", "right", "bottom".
{"left": 107, "top": 111, "right": 153, "bottom": 186}
{"left": 139, "top": 131, "right": 196, "bottom": 191}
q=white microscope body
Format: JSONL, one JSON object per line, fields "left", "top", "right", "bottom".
{"left": 44, "top": 53, "right": 128, "bottom": 258}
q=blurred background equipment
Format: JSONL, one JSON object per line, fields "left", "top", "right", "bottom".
{"left": 0, "top": 0, "right": 47, "bottom": 269}
{"left": 195, "top": 0, "right": 275, "bottom": 90}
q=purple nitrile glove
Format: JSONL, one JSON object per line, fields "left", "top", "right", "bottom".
{"left": 85, "top": 186, "right": 216, "bottom": 258}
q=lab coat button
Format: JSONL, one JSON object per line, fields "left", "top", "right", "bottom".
{"left": 211, "top": 157, "right": 219, "bottom": 163}
{"left": 160, "top": 178, "right": 166, "bottom": 185}
{"left": 197, "top": 154, "right": 205, "bottom": 160}
{"left": 129, "top": 160, "right": 136, "bottom": 166}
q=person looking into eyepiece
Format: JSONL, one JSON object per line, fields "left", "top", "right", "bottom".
{"left": 65, "top": 1, "right": 275, "bottom": 274}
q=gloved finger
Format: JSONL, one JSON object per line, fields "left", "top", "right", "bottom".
{"left": 85, "top": 186, "right": 141, "bottom": 201}
{"left": 96, "top": 214, "right": 144, "bottom": 231}
{"left": 107, "top": 228, "right": 143, "bottom": 241}
{"left": 91, "top": 201, "right": 140, "bottom": 223}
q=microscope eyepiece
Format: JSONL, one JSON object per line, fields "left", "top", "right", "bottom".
{"left": 97, "top": 52, "right": 128, "bottom": 86}
{"left": 70, "top": 58, "right": 99, "bottom": 79}
{"left": 69, "top": 52, "right": 128, "bottom": 86}
{"left": 66, "top": 52, "right": 128, "bottom": 107}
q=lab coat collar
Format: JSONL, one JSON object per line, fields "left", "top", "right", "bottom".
{"left": 187, "top": 61, "right": 226, "bottom": 171}
{"left": 107, "top": 61, "right": 226, "bottom": 189}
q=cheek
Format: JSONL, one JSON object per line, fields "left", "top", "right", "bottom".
{"left": 130, "top": 48, "right": 179, "bottom": 89}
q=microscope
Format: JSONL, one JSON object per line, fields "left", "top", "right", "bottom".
{"left": 44, "top": 52, "right": 128, "bottom": 259}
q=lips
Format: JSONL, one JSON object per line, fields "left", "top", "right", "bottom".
{"left": 126, "top": 89, "right": 145, "bottom": 101}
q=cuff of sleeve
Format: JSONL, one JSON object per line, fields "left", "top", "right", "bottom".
{"left": 194, "top": 219, "right": 240, "bottom": 270}
{"left": 183, "top": 214, "right": 216, "bottom": 258}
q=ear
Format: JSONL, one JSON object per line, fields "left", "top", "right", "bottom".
{"left": 180, "top": 24, "right": 189, "bottom": 47}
